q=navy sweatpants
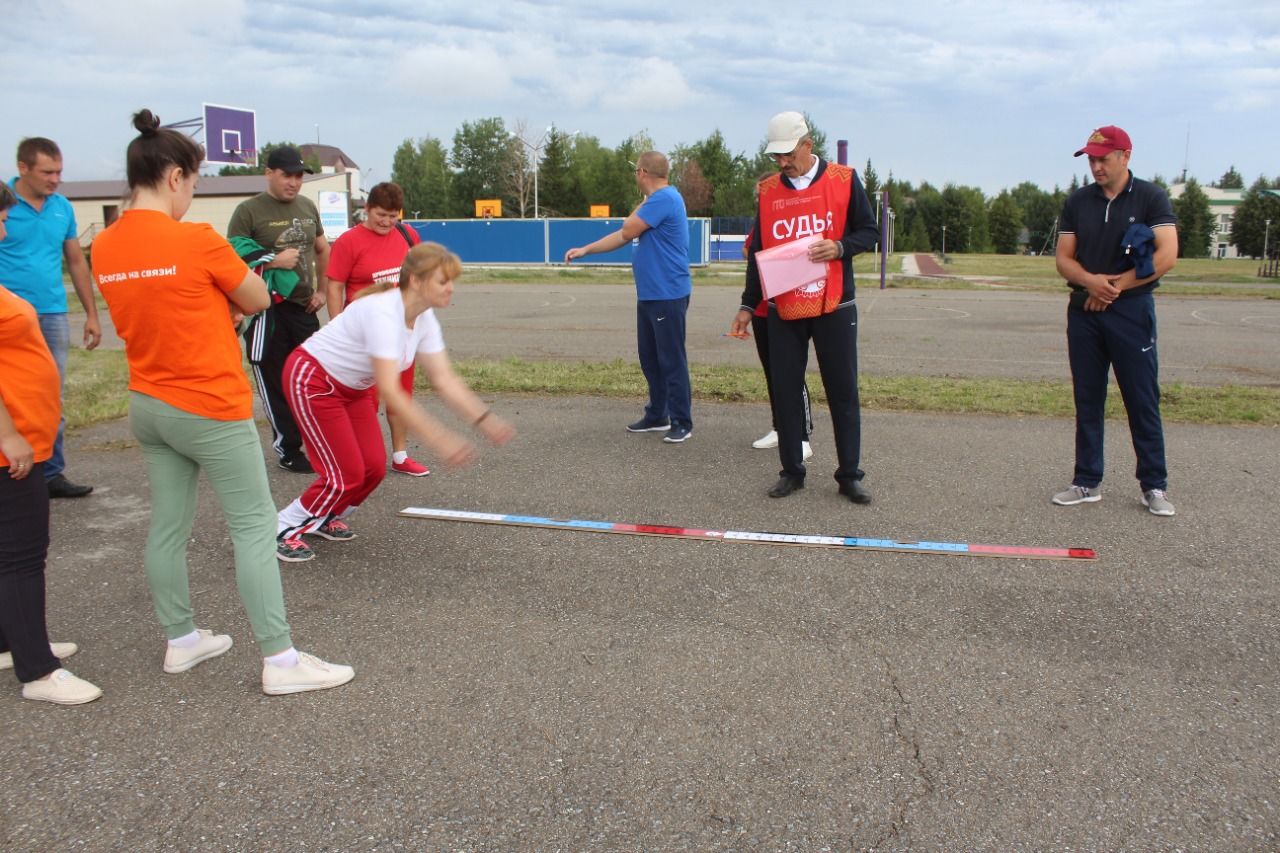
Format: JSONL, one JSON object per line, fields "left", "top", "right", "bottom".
{"left": 1067, "top": 291, "right": 1167, "bottom": 491}
{"left": 636, "top": 297, "right": 692, "bottom": 431}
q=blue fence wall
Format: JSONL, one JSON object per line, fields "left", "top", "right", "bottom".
{"left": 406, "top": 218, "right": 711, "bottom": 265}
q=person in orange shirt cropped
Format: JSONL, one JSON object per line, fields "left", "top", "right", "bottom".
{"left": 90, "top": 109, "right": 353, "bottom": 696}
{"left": 0, "top": 181, "right": 102, "bottom": 704}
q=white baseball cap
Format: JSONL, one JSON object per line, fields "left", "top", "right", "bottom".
{"left": 765, "top": 111, "right": 809, "bottom": 154}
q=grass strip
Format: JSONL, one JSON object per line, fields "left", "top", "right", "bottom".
{"left": 66, "top": 350, "right": 1280, "bottom": 431}
{"left": 454, "top": 357, "right": 1280, "bottom": 427}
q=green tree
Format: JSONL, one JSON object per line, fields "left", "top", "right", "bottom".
{"left": 1229, "top": 178, "right": 1280, "bottom": 257}
{"left": 391, "top": 136, "right": 451, "bottom": 218}
{"left": 988, "top": 191, "right": 1024, "bottom": 254}
{"left": 450, "top": 117, "right": 515, "bottom": 217}
{"left": 1173, "top": 178, "right": 1214, "bottom": 258}
{"left": 863, "top": 159, "right": 880, "bottom": 200}
{"left": 941, "top": 184, "right": 989, "bottom": 252}
{"left": 905, "top": 212, "right": 931, "bottom": 252}
{"left": 912, "top": 183, "right": 945, "bottom": 251}
{"left": 671, "top": 130, "right": 748, "bottom": 217}
{"left": 1009, "top": 181, "right": 1060, "bottom": 254}
{"left": 538, "top": 129, "right": 585, "bottom": 216}
{"left": 217, "top": 141, "right": 320, "bottom": 176}
{"left": 1216, "top": 165, "right": 1245, "bottom": 189}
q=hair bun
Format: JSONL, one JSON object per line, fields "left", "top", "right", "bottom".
{"left": 132, "top": 109, "right": 161, "bottom": 136}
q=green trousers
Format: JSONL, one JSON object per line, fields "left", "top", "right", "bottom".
{"left": 129, "top": 392, "right": 292, "bottom": 656}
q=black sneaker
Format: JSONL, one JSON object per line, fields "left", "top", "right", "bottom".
{"left": 626, "top": 417, "right": 670, "bottom": 433}
{"left": 47, "top": 474, "right": 93, "bottom": 499}
{"left": 663, "top": 426, "right": 692, "bottom": 443}
{"left": 278, "top": 455, "right": 315, "bottom": 474}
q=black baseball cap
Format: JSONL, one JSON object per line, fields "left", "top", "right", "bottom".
{"left": 266, "top": 146, "right": 314, "bottom": 174}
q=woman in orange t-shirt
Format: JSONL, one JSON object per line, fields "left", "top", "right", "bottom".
{"left": 90, "top": 110, "right": 353, "bottom": 696}
{"left": 0, "top": 182, "right": 102, "bottom": 704}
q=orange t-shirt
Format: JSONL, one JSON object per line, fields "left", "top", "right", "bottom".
{"left": 0, "top": 285, "right": 61, "bottom": 465}
{"left": 91, "top": 209, "right": 253, "bottom": 420}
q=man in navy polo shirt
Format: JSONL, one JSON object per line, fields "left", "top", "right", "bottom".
{"left": 0, "top": 138, "right": 101, "bottom": 498}
{"left": 1052, "top": 126, "right": 1178, "bottom": 516}
{"left": 564, "top": 151, "right": 693, "bottom": 444}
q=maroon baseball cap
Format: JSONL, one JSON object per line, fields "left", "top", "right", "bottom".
{"left": 1074, "top": 125, "right": 1132, "bottom": 157}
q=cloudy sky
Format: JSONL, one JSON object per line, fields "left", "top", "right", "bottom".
{"left": 5, "top": 0, "right": 1277, "bottom": 196}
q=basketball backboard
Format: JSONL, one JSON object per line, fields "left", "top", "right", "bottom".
{"left": 202, "top": 103, "right": 258, "bottom": 167}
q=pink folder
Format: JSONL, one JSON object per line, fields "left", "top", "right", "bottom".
{"left": 755, "top": 235, "right": 827, "bottom": 300}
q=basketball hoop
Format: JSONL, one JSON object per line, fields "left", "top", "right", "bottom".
{"left": 227, "top": 148, "right": 258, "bottom": 167}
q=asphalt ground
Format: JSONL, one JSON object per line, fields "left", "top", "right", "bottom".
{"left": 85, "top": 283, "right": 1280, "bottom": 387}
{"left": 6, "top": 281, "right": 1279, "bottom": 851}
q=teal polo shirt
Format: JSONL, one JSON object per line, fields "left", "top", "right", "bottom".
{"left": 0, "top": 177, "right": 77, "bottom": 314}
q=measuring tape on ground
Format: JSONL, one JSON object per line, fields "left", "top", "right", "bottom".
{"left": 400, "top": 506, "right": 1097, "bottom": 561}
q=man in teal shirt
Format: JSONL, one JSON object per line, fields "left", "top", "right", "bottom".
{"left": 0, "top": 138, "right": 100, "bottom": 498}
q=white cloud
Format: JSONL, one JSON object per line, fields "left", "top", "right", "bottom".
{"left": 394, "top": 44, "right": 516, "bottom": 103}
{"left": 3, "top": 0, "right": 1277, "bottom": 194}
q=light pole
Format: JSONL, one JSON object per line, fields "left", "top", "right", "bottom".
{"left": 513, "top": 126, "right": 554, "bottom": 218}
{"left": 941, "top": 224, "right": 947, "bottom": 261}
{"left": 1265, "top": 218, "right": 1273, "bottom": 262}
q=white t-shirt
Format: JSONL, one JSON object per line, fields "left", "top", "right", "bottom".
{"left": 301, "top": 288, "right": 445, "bottom": 390}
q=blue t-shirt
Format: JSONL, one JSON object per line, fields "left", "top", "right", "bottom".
{"left": 0, "top": 178, "right": 77, "bottom": 314}
{"left": 633, "top": 186, "right": 691, "bottom": 301}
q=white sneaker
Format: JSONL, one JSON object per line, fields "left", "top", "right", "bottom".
{"left": 752, "top": 430, "right": 778, "bottom": 449}
{"left": 802, "top": 441, "right": 813, "bottom": 461}
{"left": 262, "top": 651, "right": 355, "bottom": 696}
{"left": 0, "top": 641, "right": 78, "bottom": 671}
{"left": 22, "top": 668, "right": 102, "bottom": 705}
{"left": 163, "top": 629, "right": 233, "bottom": 674}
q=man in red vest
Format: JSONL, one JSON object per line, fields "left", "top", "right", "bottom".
{"left": 729, "top": 112, "right": 880, "bottom": 503}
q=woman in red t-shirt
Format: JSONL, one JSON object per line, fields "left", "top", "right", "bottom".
{"left": 325, "top": 183, "right": 428, "bottom": 476}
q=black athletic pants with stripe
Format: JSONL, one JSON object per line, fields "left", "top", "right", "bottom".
{"left": 246, "top": 300, "right": 320, "bottom": 464}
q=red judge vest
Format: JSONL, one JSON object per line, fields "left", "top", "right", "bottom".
{"left": 757, "top": 164, "right": 853, "bottom": 320}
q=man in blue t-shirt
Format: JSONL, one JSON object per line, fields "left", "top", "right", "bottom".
{"left": 1052, "top": 125, "right": 1179, "bottom": 517}
{"left": 565, "top": 151, "right": 693, "bottom": 443}
{"left": 0, "top": 138, "right": 101, "bottom": 498}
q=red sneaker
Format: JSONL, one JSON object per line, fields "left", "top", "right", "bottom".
{"left": 391, "top": 457, "right": 430, "bottom": 477}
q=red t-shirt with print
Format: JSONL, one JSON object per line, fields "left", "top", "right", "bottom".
{"left": 327, "top": 224, "right": 419, "bottom": 305}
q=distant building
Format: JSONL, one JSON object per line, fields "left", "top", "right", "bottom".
{"left": 1169, "top": 182, "right": 1245, "bottom": 259}
{"left": 300, "top": 144, "right": 363, "bottom": 198}
{"left": 59, "top": 172, "right": 353, "bottom": 246}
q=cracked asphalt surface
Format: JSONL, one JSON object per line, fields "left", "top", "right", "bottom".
{"left": 5, "top": 283, "right": 1278, "bottom": 851}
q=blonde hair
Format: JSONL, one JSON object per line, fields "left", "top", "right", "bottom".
{"left": 354, "top": 241, "right": 462, "bottom": 300}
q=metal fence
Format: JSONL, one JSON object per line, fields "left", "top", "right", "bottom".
{"left": 405, "top": 218, "right": 711, "bottom": 266}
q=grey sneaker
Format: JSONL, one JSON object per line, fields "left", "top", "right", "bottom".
{"left": 1052, "top": 485, "right": 1101, "bottom": 505}
{"left": 1142, "top": 489, "right": 1175, "bottom": 516}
